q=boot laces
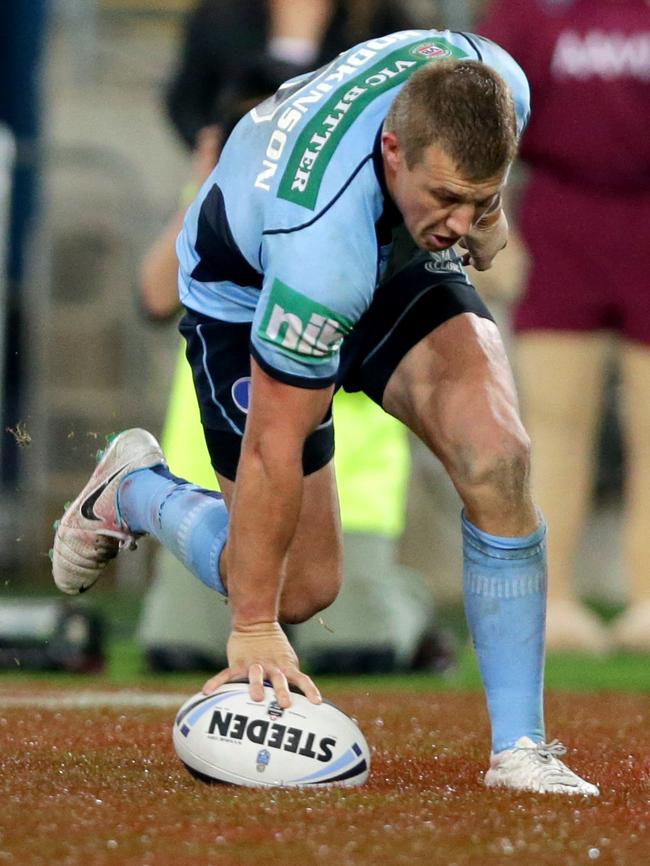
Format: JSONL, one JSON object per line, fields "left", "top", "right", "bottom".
{"left": 529, "top": 739, "right": 567, "bottom": 763}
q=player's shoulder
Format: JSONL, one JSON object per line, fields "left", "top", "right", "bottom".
{"left": 217, "top": 27, "right": 530, "bottom": 226}
{"left": 239, "top": 30, "right": 477, "bottom": 220}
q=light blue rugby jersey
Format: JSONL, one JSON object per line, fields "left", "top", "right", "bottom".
{"left": 177, "top": 29, "right": 530, "bottom": 387}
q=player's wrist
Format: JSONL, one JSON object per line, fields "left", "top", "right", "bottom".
{"left": 231, "top": 619, "right": 282, "bottom": 635}
{"left": 230, "top": 590, "right": 280, "bottom": 630}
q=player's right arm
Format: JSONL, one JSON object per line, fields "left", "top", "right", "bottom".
{"left": 200, "top": 156, "right": 380, "bottom": 708}
{"left": 202, "top": 357, "right": 333, "bottom": 708}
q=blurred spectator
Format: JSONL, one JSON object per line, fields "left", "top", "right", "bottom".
{"left": 165, "top": 0, "right": 420, "bottom": 151}
{"left": 138, "top": 1, "right": 453, "bottom": 674}
{"left": 478, "top": 0, "right": 650, "bottom": 652}
{"left": 0, "top": 1, "right": 48, "bottom": 484}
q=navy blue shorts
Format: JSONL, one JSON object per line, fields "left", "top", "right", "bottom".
{"left": 180, "top": 250, "right": 493, "bottom": 481}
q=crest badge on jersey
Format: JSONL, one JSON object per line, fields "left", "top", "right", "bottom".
{"left": 409, "top": 41, "right": 453, "bottom": 60}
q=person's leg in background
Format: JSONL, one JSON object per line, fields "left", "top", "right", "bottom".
{"left": 508, "top": 173, "right": 628, "bottom": 654}
{"left": 515, "top": 331, "right": 612, "bottom": 653}
{"left": 611, "top": 338, "right": 650, "bottom": 650}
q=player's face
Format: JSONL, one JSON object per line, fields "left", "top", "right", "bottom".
{"left": 382, "top": 132, "right": 507, "bottom": 252}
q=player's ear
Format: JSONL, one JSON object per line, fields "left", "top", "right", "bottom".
{"left": 381, "top": 130, "right": 403, "bottom": 172}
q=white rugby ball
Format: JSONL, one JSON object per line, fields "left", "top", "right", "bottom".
{"left": 173, "top": 683, "right": 370, "bottom": 787}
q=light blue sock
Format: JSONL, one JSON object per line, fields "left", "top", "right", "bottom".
{"left": 117, "top": 466, "right": 228, "bottom": 596}
{"left": 462, "top": 511, "right": 546, "bottom": 754}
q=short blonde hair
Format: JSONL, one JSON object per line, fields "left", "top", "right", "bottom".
{"left": 384, "top": 60, "right": 518, "bottom": 179}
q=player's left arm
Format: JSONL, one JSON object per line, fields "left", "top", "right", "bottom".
{"left": 454, "top": 188, "right": 508, "bottom": 271}
{"left": 457, "top": 30, "right": 531, "bottom": 272}
{"left": 459, "top": 196, "right": 509, "bottom": 271}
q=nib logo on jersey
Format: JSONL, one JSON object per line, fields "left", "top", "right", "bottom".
{"left": 258, "top": 278, "right": 352, "bottom": 363}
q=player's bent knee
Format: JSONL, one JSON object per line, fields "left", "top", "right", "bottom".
{"left": 445, "top": 420, "right": 532, "bottom": 506}
{"left": 279, "top": 570, "right": 342, "bottom": 625}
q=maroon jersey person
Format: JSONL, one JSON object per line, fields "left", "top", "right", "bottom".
{"left": 479, "top": 0, "right": 650, "bottom": 652}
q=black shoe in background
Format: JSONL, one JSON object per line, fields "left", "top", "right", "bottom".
{"left": 410, "top": 623, "right": 457, "bottom": 675}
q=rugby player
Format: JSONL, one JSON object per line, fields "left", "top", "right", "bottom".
{"left": 52, "top": 29, "right": 598, "bottom": 795}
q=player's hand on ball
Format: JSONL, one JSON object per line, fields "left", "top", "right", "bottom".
{"left": 460, "top": 208, "right": 509, "bottom": 271}
{"left": 202, "top": 621, "right": 321, "bottom": 709}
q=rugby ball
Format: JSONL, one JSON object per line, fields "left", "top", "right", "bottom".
{"left": 172, "top": 683, "right": 370, "bottom": 787}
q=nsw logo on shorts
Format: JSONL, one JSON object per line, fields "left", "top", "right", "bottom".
{"left": 231, "top": 377, "right": 251, "bottom": 414}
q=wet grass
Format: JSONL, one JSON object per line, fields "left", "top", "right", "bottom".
{"left": 0, "top": 690, "right": 648, "bottom": 866}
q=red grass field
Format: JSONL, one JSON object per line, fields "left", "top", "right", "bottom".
{"left": 1, "top": 683, "right": 649, "bottom": 866}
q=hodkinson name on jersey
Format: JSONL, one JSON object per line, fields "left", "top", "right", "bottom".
{"left": 176, "top": 29, "right": 530, "bottom": 387}
{"left": 253, "top": 32, "right": 435, "bottom": 197}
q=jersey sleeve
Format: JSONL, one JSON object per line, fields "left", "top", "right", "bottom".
{"left": 250, "top": 190, "right": 380, "bottom": 388}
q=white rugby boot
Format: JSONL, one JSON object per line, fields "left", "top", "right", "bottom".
{"left": 52, "top": 428, "right": 165, "bottom": 595}
{"left": 485, "top": 737, "right": 599, "bottom": 796}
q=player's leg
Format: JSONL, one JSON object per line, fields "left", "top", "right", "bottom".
{"left": 516, "top": 331, "right": 611, "bottom": 652}
{"left": 52, "top": 429, "right": 171, "bottom": 594}
{"left": 137, "top": 343, "right": 232, "bottom": 671}
{"left": 385, "top": 315, "right": 597, "bottom": 794}
{"left": 51, "top": 426, "right": 231, "bottom": 602}
{"left": 385, "top": 312, "right": 537, "bottom": 533}
{"left": 342, "top": 252, "right": 597, "bottom": 794}
{"left": 383, "top": 312, "right": 549, "bottom": 743}
{"left": 53, "top": 427, "right": 342, "bottom": 619}
{"left": 51, "top": 312, "right": 241, "bottom": 596}
{"left": 611, "top": 338, "right": 650, "bottom": 649}
{"left": 108, "top": 312, "right": 248, "bottom": 600}
{"left": 114, "top": 308, "right": 343, "bottom": 622}
{"left": 348, "top": 257, "right": 546, "bottom": 751}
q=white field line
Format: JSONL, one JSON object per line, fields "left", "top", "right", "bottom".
{"left": 0, "top": 690, "right": 192, "bottom": 709}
